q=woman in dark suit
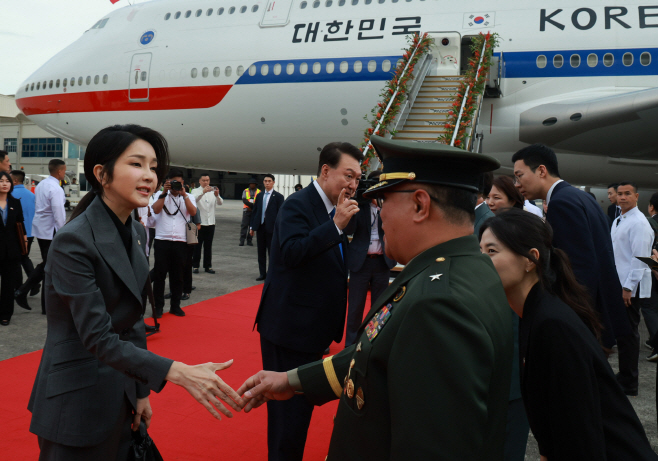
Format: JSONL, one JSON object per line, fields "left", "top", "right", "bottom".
{"left": 28, "top": 125, "right": 243, "bottom": 461}
{"left": 0, "top": 170, "right": 25, "bottom": 325}
{"left": 479, "top": 208, "right": 657, "bottom": 461}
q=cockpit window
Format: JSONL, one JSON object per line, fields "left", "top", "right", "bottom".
{"left": 91, "top": 18, "right": 109, "bottom": 29}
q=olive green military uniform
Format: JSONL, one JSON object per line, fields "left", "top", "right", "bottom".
{"left": 297, "top": 234, "right": 512, "bottom": 460}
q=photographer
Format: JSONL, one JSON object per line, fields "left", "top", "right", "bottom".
{"left": 151, "top": 168, "right": 196, "bottom": 317}
{"left": 192, "top": 174, "right": 223, "bottom": 274}
{"left": 343, "top": 170, "right": 396, "bottom": 347}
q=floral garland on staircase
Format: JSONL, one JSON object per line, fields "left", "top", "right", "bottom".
{"left": 360, "top": 32, "right": 434, "bottom": 171}
{"left": 437, "top": 32, "right": 499, "bottom": 149}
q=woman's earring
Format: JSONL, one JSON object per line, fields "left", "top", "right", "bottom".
{"left": 526, "top": 269, "right": 530, "bottom": 273}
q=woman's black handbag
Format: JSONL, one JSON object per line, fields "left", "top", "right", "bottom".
{"left": 128, "top": 421, "right": 164, "bottom": 461}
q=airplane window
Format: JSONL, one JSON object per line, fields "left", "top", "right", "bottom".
{"left": 603, "top": 53, "right": 614, "bottom": 67}
{"left": 368, "top": 60, "right": 377, "bottom": 72}
{"left": 313, "top": 0, "right": 320, "bottom": 7}
{"left": 300, "top": 62, "right": 308, "bottom": 74}
{"left": 623, "top": 52, "right": 633, "bottom": 66}
{"left": 49, "top": 80, "right": 53, "bottom": 89}
{"left": 326, "top": 0, "right": 333, "bottom": 6}
{"left": 185, "top": 10, "right": 192, "bottom": 18}
{"left": 237, "top": 65, "right": 245, "bottom": 76}
{"left": 365, "top": 0, "right": 372, "bottom": 4}
{"left": 553, "top": 55, "right": 563, "bottom": 68}
{"left": 300, "top": 1, "right": 307, "bottom": 8}
{"left": 240, "top": 6, "right": 247, "bottom": 13}
{"left": 191, "top": 68, "right": 198, "bottom": 78}
{"left": 273, "top": 63, "right": 282, "bottom": 75}
{"left": 536, "top": 55, "right": 547, "bottom": 68}
{"left": 86, "top": 76, "right": 91, "bottom": 85}
{"left": 214, "top": 67, "right": 221, "bottom": 77}
{"left": 37, "top": 82, "right": 41, "bottom": 90}
{"left": 382, "top": 59, "right": 391, "bottom": 72}
{"left": 287, "top": 63, "right": 295, "bottom": 74}
{"left": 326, "top": 62, "right": 335, "bottom": 73}
{"left": 99, "top": 18, "right": 109, "bottom": 28}
{"left": 103, "top": 74, "right": 108, "bottom": 84}
{"left": 261, "top": 64, "right": 269, "bottom": 76}
{"left": 207, "top": 8, "right": 214, "bottom": 15}
{"left": 229, "top": 6, "right": 236, "bottom": 14}
{"left": 339, "top": 61, "right": 348, "bottom": 73}
{"left": 352, "top": 0, "right": 358, "bottom": 4}
{"left": 25, "top": 84, "right": 29, "bottom": 92}
{"left": 338, "top": 0, "right": 345, "bottom": 5}
{"left": 140, "top": 72, "right": 147, "bottom": 82}
{"left": 249, "top": 65, "right": 257, "bottom": 76}
{"left": 587, "top": 53, "right": 598, "bottom": 67}
{"left": 252, "top": 5, "right": 259, "bottom": 12}
{"left": 218, "top": 7, "right": 225, "bottom": 15}
{"left": 196, "top": 9, "right": 202, "bottom": 17}
{"left": 92, "top": 75, "right": 97, "bottom": 84}
{"left": 69, "top": 78, "right": 74, "bottom": 87}
{"left": 63, "top": 79, "right": 67, "bottom": 87}
{"left": 42, "top": 81, "right": 46, "bottom": 89}
{"left": 379, "top": 0, "right": 385, "bottom": 3}
{"left": 640, "top": 52, "right": 651, "bottom": 66}
{"left": 175, "top": 11, "right": 181, "bottom": 19}
{"left": 165, "top": 13, "right": 171, "bottom": 20}
{"left": 570, "top": 54, "right": 580, "bottom": 68}
{"left": 31, "top": 83, "right": 34, "bottom": 91}
{"left": 79, "top": 77, "right": 83, "bottom": 86}
{"left": 202, "top": 67, "right": 209, "bottom": 78}
{"left": 392, "top": 0, "right": 398, "bottom": 3}
{"left": 226, "top": 66, "right": 233, "bottom": 76}
{"left": 354, "top": 60, "right": 362, "bottom": 72}
{"left": 313, "top": 62, "right": 321, "bottom": 74}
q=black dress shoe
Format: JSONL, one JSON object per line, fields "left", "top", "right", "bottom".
{"left": 169, "top": 308, "right": 186, "bottom": 317}
{"left": 154, "top": 309, "right": 163, "bottom": 319}
{"left": 181, "top": 293, "right": 190, "bottom": 300}
{"left": 256, "top": 276, "right": 265, "bottom": 281}
{"left": 14, "top": 291, "right": 31, "bottom": 310}
{"left": 164, "top": 292, "right": 172, "bottom": 299}
{"left": 0, "top": 319, "right": 9, "bottom": 326}
{"left": 247, "top": 241, "right": 254, "bottom": 246}
{"left": 205, "top": 268, "right": 215, "bottom": 274}
{"left": 239, "top": 242, "right": 245, "bottom": 246}
{"left": 29, "top": 283, "right": 41, "bottom": 297}
{"left": 193, "top": 268, "right": 199, "bottom": 274}
{"left": 144, "top": 323, "right": 157, "bottom": 332}
{"left": 191, "top": 286, "right": 196, "bottom": 291}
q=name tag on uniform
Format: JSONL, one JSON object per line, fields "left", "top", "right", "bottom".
{"left": 365, "top": 303, "right": 393, "bottom": 342}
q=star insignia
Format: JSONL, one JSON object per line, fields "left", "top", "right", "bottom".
{"left": 429, "top": 273, "right": 443, "bottom": 281}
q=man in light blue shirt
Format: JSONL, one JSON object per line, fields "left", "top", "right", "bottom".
{"left": 10, "top": 170, "right": 37, "bottom": 292}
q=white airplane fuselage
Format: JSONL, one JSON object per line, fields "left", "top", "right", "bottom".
{"left": 14, "top": 0, "right": 658, "bottom": 187}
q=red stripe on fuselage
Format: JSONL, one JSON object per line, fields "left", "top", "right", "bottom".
{"left": 15, "top": 85, "right": 233, "bottom": 116}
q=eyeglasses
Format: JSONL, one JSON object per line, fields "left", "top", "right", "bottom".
{"left": 375, "top": 190, "right": 442, "bottom": 208}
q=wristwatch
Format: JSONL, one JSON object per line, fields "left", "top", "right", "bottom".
{"left": 158, "top": 193, "right": 167, "bottom": 199}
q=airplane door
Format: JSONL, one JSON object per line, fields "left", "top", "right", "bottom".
{"left": 260, "top": 0, "right": 293, "bottom": 27}
{"left": 426, "top": 32, "right": 461, "bottom": 76}
{"left": 129, "top": 53, "right": 152, "bottom": 102}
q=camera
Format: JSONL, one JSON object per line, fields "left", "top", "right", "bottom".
{"left": 170, "top": 180, "right": 182, "bottom": 191}
{"left": 354, "top": 173, "right": 380, "bottom": 204}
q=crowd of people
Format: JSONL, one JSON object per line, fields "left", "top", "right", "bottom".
{"left": 4, "top": 129, "right": 658, "bottom": 461}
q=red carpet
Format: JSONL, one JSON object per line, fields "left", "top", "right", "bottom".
{"left": 0, "top": 285, "right": 363, "bottom": 460}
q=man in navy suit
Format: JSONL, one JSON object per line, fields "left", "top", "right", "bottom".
{"left": 250, "top": 174, "right": 285, "bottom": 281}
{"left": 343, "top": 170, "right": 396, "bottom": 347}
{"left": 254, "top": 142, "right": 362, "bottom": 461}
{"left": 512, "top": 144, "right": 631, "bottom": 349}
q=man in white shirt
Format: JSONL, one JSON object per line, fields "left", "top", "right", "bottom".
{"left": 151, "top": 168, "right": 197, "bottom": 317}
{"left": 611, "top": 181, "right": 655, "bottom": 395}
{"left": 191, "top": 173, "right": 223, "bottom": 274}
{"left": 15, "top": 159, "right": 67, "bottom": 313}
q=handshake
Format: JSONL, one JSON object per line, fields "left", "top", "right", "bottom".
{"left": 165, "top": 360, "right": 297, "bottom": 420}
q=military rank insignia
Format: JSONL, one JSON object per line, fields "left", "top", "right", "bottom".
{"left": 365, "top": 303, "right": 393, "bottom": 341}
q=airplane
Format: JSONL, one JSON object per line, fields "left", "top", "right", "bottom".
{"left": 12, "top": 0, "right": 658, "bottom": 188}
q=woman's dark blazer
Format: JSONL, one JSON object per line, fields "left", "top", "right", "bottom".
{"left": 28, "top": 196, "right": 173, "bottom": 447}
{"left": 519, "top": 284, "right": 657, "bottom": 460}
{"left": 0, "top": 195, "right": 25, "bottom": 261}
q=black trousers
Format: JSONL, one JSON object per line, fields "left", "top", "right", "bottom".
{"left": 345, "top": 256, "right": 390, "bottom": 347}
{"left": 192, "top": 225, "right": 215, "bottom": 269}
{"left": 153, "top": 239, "right": 187, "bottom": 311}
{"left": 256, "top": 230, "right": 273, "bottom": 278}
{"left": 240, "top": 210, "right": 253, "bottom": 243}
{"left": 37, "top": 397, "right": 133, "bottom": 461}
{"left": 19, "top": 238, "right": 52, "bottom": 314}
{"left": 260, "top": 337, "right": 323, "bottom": 461}
{"left": 504, "top": 398, "right": 529, "bottom": 461}
{"left": 16, "top": 236, "right": 35, "bottom": 289}
{"left": 618, "top": 292, "right": 647, "bottom": 389}
{"left": 147, "top": 228, "right": 155, "bottom": 262}
{"left": 183, "top": 243, "right": 195, "bottom": 293}
{"left": 1, "top": 258, "right": 20, "bottom": 321}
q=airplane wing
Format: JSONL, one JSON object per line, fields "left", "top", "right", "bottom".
{"left": 519, "top": 87, "right": 658, "bottom": 158}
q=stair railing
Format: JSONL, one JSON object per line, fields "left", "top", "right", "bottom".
{"left": 390, "top": 52, "right": 433, "bottom": 135}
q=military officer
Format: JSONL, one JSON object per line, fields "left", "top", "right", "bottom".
{"left": 238, "top": 136, "right": 513, "bottom": 460}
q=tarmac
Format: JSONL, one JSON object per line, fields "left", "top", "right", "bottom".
{"left": 0, "top": 198, "right": 657, "bottom": 458}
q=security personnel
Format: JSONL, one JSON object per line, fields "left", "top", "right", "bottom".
{"left": 238, "top": 136, "right": 513, "bottom": 460}
{"left": 240, "top": 178, "right": 260, "bottom": 246}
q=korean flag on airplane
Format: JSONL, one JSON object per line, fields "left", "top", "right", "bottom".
{"left": 463, "top": 12, "right": 495, "bottom": 29}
